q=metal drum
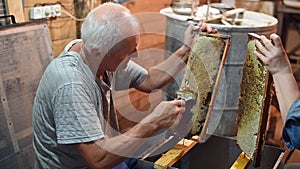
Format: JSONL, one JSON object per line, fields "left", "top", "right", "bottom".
{"left": 161, "top": 10, "right": 278, "bottom": 137}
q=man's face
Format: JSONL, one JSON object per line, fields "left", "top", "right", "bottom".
{"left": 103, "top": 36, "right": 139, "bottom": 71}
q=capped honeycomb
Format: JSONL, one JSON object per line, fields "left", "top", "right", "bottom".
{"left": 237, "top": 33, "right": 272, "bottom": 167}
{"left": 177, "top": 33, "right": 231, "bottom": 140}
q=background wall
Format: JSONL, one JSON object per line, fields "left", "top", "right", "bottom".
{"left": 4, "top": 0, "right": 299, "bottom": 167}
{"left": 23, "top": 0, "right": 81, "bottom": 57}
{"left": 0, "top": 1, "right": 171, "bottom": 168}
{"left": 21, "top": 0, "right": 171, "bottom": 57}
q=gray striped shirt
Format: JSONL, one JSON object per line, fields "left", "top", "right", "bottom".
{"left": 32, "top": 40, "right": 146, "bottom": 168}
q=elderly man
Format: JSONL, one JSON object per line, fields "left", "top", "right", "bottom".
{"left": 32, "top": 2, "right": 217, "bottom": 169}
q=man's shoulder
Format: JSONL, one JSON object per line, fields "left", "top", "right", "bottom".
{"left": 46, "top": 52, "right": 83, "bottom": 74}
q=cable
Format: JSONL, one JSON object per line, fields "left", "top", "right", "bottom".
{"left": 61, "top": 9, "right": 86, "bottom": 21}
{"left": 33, "top": 0, "right": 102, "bottom": 21}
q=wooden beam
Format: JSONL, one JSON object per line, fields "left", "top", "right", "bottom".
{"left": 16, "top": 127, "right": 33, "bottom": 140}
{"left": 74, "top": 0, "right": 90, "bottom": 39}
{"left": 5, "top": 0, "right": 25, "bottom": 23}
{"left": 0, "top": 75, "right": 20, "bottom": 152}
{"left": 154, "top": 136, "right": 199, "bottom": 169}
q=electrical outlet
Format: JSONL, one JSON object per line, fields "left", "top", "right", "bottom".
{"left": 43, "top": 6, "right": 52, "bottom": 18}
{"left": 30, "top": 4, "right": 62, "bottom": 19}
{"left": 30, "top": 6, "right": 44, "bottom": 19}
{"left": 52, "top": 4, "right": 62, "bottom": 17}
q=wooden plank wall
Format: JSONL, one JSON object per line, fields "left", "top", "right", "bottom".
{"left": 18, "top": 0, "right": 172, "bottom": 135}
{"left": 6, "top": 0, "right": 25, "bottom": 22}
{"left": 23, "top": 0, "right": 81, "bottom": 57}
{"left": 22, "top": 0, "right": 171, "bottom": 57}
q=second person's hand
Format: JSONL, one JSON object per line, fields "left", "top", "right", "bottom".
{"left": 254, "top": 33, "right": 292, "bottom": 76}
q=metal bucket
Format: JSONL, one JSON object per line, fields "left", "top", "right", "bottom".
{"left": 162, "top": 10, "right": 278, "bottom": 137}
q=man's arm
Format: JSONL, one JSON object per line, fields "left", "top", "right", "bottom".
{"left": 76, "top": 122, "right": 159, "bottom": 169}
{"left": 136, "top": 22, "right": 217, "bottom": 92}
{"left": 75, "top": 100, "right": 185, "bottom": 169}
{"left": 135, "top": 45, "right": 190, "bottom": 93}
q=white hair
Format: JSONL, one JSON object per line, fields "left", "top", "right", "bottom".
{"left": 81, "top": 2, "right": 139, "bottom": 56}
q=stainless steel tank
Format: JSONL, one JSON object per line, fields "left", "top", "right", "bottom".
{"left": 171, "top": 0, "right": 198, "bottom": 15}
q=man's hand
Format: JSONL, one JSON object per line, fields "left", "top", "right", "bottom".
{"left": 184, "top": 21, "right": 218, "bottom": 48}
{"left": 141, "top": 100, "right": 186, "bottom": 129}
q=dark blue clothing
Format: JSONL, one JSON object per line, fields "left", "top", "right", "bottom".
{"left": 113, "top": 158, "right": 137, "bottom": 169}
{"left": 282, "top": 98, "right": 300, "bottom": 150}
